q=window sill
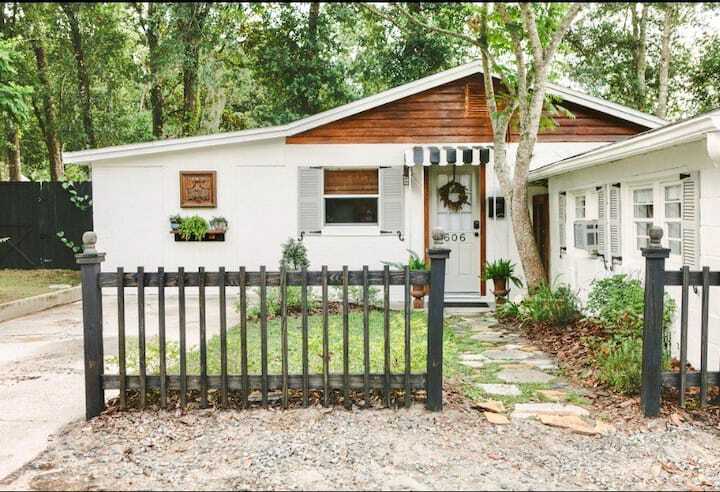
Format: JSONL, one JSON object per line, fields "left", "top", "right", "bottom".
{"left": 320, "top": 226, "right": 382, "bottom": 237}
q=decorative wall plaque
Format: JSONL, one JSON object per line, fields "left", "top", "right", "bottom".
{"left": 180, "top": 171, "right": 217, "bottom": 208}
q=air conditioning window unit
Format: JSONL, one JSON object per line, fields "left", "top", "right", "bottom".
{"left": 574, "top": 220, "right": 599, "bottom": 252}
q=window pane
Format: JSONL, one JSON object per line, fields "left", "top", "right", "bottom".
{"left": 324, "top": 169, "right": 378, "bottom": 195}
{"left": 665, "top": 185, "right": 681, "bottom": 202}
{"left": 636, "top": 222, "right": 651, "bottom": 236}
{"left": 670, "top": 239, "right": 681, "bottom": 256}
{"left": 325, "top": 198, "right": 378, "bottom": 224}
{"left": 665, "top": 203, "right": 681, "bottom": 218}
{"left": 633, "top": 188, "right": 653, "bottom": 204}
{"left": 667, "top": 222, "right": 681, "bottom": 239}
{"left": 637, "top": 237, "right": 648, "bottom": 249}
{"left": 634, "top": 204, "right": 654, "bottom": 218}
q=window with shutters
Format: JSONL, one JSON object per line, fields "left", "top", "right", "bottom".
{"left": 575, "top": 195, "right": 586, "bottom": 219}
{"left": 664, "top": 184, "right": 682, "bottom": 256}
{"left": 633, "top": 187, "right": 654, "bottom": 250}
{"left": 323, "top": 168, "right": 379, "bottom": 225}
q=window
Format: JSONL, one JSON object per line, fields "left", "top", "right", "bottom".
{"left": 323, "top": 169, "right": 379, "bottom": 225}
{"left": 664, "top": 184, "right": 682, "bottom": 255}
{"left": 633, "top": 188, "right": 654, "bottom": 250}
{"left": 575, "top": 195, "right": 586, "bottom": 219}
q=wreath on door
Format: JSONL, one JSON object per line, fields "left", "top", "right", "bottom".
{"left": 438, "top": 166, "right": 470, "bottom": 212}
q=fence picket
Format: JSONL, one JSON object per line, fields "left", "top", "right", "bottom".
{"left": 158, "top": 267, "right": 167, "bottom": 409}
{"left": 383, "top": 265, "right": 391, "bottom": 408}
{"left": 178, "top": 267, "right": 187, "bottom": 407}
{"left": 260, "top": 266, "right": 269, "bottom": 409}
{"left": 680, "top": 266, "right": 689, "bottom": 407}
{"left": 404, "top": 265, "right": 411, "bottom": 408}
{"left": 117, "top": 267, "right": 126, "bottom": 410}
{"left": 301, "top": 267, "right": 309, "bottom": 407}
{"left": 343, "top": 266, "right": 350, "bottom": 409}
{"left": 137, "top": 267, "right": 146, "bottom": 409}
{"left": 281, "top": 268, "right": 289, "bottom": 409}
{"left": 219, "top": 267, "right": 229, "bottom": 408}
{"left": 700, "top": 266, "right": 710, "bottom": 407}
{"left": 363, "top": 265, "right": 370, "bottom": 407}
{"left": 199, "top": 267, "right": 208, "bottom": 408}
{"left": 239, "top": 267, "right": 249, "bottom": 409}
{"left": 322, "top": 265, "right": 329, "bottom": 407}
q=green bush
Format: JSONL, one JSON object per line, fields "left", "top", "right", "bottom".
{"left": 178, "top": 215, "right": 209, "bottom": 240}
{"left": 279, "top": 238, "right": 310, "bottom": 270}
{"left": 496, "top": 300, "right": 520, "bottom": 321}
{"left": 517, "top": 283, "right": 581, "bottom": 326}
{"left": 247, "top": 286, "right": 320, "bottom": 319}
{"left": 594, "top": 336, "right": 643, "bottom": 394}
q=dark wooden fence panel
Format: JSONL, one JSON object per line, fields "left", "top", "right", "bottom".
{"left": 76, "top": 231, "right": 450, "bottom": 420}
{"left": 642, "top": 226, "right": 720, "bottom": 416}
{"left": 0, "top": 181, "right": 92, "bottom": 269}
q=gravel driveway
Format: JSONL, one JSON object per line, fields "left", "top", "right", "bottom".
{"left": 5, "top": 405, "right": 720, "bottom": 491}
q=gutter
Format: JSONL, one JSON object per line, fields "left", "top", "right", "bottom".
{"left": 530, "top": 112, "right": 720, "bottom": 181}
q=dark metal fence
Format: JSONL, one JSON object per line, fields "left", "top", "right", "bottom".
{"left": 0, "top": 181, "right": 92, "bottom": 269}
{"left": 642, "top": 226, "right": 719, "bottom": 416}
{"left": 77, "top": 231, "right": 450, "bottom": 420}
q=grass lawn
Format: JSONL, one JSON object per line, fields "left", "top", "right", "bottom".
{"left": 116, "top": 310, "right": 464, "bottom": 379}
{"left": 0, "top": 269, "right": 80, "bottom": 304}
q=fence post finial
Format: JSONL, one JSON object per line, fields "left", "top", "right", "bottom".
{"left": 641, "top": 225, "right": 670, "bottom": 417}
{"left": 76, "top": 231, "right": 106, "bottom": 420}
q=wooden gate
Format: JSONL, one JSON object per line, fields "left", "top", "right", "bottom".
{"left": 0, "top": 182, "right": 92, "bottom": 269}
{"left": 76, "top": 231, "right": 450, "bottom": 419}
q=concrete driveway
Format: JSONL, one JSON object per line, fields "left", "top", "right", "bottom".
{"left": 0, "top": 291, "right": 239, "bottom": 482}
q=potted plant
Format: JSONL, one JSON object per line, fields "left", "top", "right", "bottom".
{"left": 178, "top": 215, "right": 209, "bottom": 241}
{"left": 169, "top": 214, "right": 182, "bottom": 232}
{"left": 481, "top": 259, "right": 523, "bottom": 305}
{"left": 209, "top": 216, "right": 228, "bottom": 233}
{"left": 383, "top": 249, "right": 429, "bottom": 308}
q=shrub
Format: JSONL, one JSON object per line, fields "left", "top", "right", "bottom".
{"left": 496, "top": 300, "right": 520, "bottom": 321}
{"left": 247, "top": 286, "right": 320, "bottom": 319}
{"left": 594, "top": 336, "right": 643, "bottom": 394}
{"left": 348, "top": 285, "right": 381, "bottom": 306}
{"left": 178, "top": 215, "right": 209, "bottom": 240}
{"left": 517, "top": 283, "right": 581, "bottom": 326}
{"left": 280, "top": 238, "right": 309, "bottom": 271}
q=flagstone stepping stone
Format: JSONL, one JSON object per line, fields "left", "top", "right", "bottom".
{"left": 525, "top": 359, "right": 559, "bottom": 371}
{"left": 459, "top": 353, "right": 487, "bottom": 361}
{"left": 511, "top": 403, "right": 590, "bottom": 419}
{"left": 537, "top": 389, "right": 568, "bottom": 402}
{"left": 470, "top": 332, "right": 517, "bottom": 343}
{"left": 474, "top": 400, "right": 506, "bottom": 413}
{"left": 497, "top": 368, "right": 554, "bottom": 384}
{"left": 482, "top": 349, "right": 532, "bottom": 361}
{"left": 477, "top": 383, "right": 522, "bottom": 397}
{"left": 484, "top": 412, "right": 510, "bottom": 425}
{"left": 461, "top": 360, "right": 485, "bottom": 369}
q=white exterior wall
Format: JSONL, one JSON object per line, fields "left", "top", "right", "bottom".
{"left": 547, "top": 139, "right": 720, "bottom": 369}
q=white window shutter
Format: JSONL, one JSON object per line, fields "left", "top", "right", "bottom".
{"left": 558, "top": 192, "right": 567, "bottom": 254}
{"left": 682, "top": 173, "right": 700, "bottom": 268}
{"left": 380, "top": 166, "right": 404, "bottom": 232}
{"left": 297, "top": 167, "right": 322, "bottom": 234}
{"left": 597, "top": 185, "right": 608, "bottom": 257}
{"left": 609, "top": 185, "right": 622, "bottom": 258}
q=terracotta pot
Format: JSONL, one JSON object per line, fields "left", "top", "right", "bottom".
{"left": 411, "top": 284, "right": 429, "bottom": 309}
{"left": 492, "top": 277, "right": 510, "bottom": 305}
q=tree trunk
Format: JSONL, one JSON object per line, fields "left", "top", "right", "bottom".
{"left": 631, "top": 4, "right": 648, "bottom": 110}
{"left": 61, "top": 3, "right": 96, "bottom": 148}
{"left": 147, "top": 2, "right": 164, "bottom": 138}
{"left": 31, "top": 39, "right": 63, "bottom": 181}
{"left": 179, "top": 3, "right": 209, "bottom": 137}
{"left": 656, "top": 5, "right": 676, "bottom": 119}
{"left": 5, "top": 125, "right": 21, "bottom": 181}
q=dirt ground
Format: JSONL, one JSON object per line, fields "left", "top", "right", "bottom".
{"left": 3, "top": 405, "right": 720, "bottom": 491}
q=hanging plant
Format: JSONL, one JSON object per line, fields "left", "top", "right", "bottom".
{"left": 438, "top": 179, "right": 470, "bottom": 212}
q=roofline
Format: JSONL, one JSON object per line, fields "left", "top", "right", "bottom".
{"left": 64, "top": 59, "right": 665, "bottom": 164}
{"left": 530, "top": 110, "right": 720, "bottom": 181}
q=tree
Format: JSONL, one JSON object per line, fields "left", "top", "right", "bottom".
{"left": 134, "top": 2, "right": 167, "bottom": 138}
{"left": 366, "top": 3, "right": 584, "bottom": 289}
{"left": 689, "top": 35, "right": 720, "bottom": 114}
{"left": 0, "top": 41, "right": 31, "bottom": 180}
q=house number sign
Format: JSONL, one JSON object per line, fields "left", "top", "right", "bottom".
{"left": 442, "top": 233, "right": 467, "bottom": 242}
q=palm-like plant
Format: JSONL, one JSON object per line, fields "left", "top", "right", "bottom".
{"left": 481, "top": 259, "right": 523, "bottom": 288}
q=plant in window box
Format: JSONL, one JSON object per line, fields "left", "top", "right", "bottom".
{"left": 209, "top": 216, "right": 228, "bottom": 233}
{"left": 169, "top": 214, "right": 183, "bottom": 232}
{"left": 178, "top": 215, "right": 209, "bottom": 241}
{"left": 481, "top": 259, "right": 523, "bottom": 305}
{"left": 383, "top": 249, "right": 428, "bottom": 308}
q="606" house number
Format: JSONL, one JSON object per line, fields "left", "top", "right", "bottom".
{"left": 443, "top": 233, "right": 467, "bottom": 242}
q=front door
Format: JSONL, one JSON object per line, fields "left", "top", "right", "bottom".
{"left": 430, "top": 166, "right": 480, "bottom": 292}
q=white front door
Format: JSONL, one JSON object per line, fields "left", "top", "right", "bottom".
{"left": 430, "top": 166, "right": 480, "bottom": 293}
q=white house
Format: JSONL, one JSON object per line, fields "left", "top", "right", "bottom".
{"left": 63, "top": 60, "right": 663, "bottom": 306}
{"left": 530, "top": 109, "right": 720, "bottom": 368}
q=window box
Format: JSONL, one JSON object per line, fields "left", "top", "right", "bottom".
{"left": 171, "top": 228, "right": 226, "bottom": 242}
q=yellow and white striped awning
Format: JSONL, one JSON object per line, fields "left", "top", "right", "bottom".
{"left": 404, "top": 145, "right": 491, "bottom": 166}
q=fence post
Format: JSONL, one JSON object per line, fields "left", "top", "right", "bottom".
{"left": 76, "top": 231, "right": 106, "bottom": 420}
{"left": 641, "top": 226, "right": 670, "bottom": 417}
{"left": 427, "top": 228, "right": 450, "bottom": 411}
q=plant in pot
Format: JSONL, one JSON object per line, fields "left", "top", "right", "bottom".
{"left": 178, "top": 215, "right": 209, "bottom": 241}
{"left": 383, "top": 249, "right": 428, "bottom": 308}
{"left": 169, "top": 214, "right": 183, "bottom": 232}
{"left": 481, "top": 259, "right": 522, "bottom": 305}
{"left": 209, "top": 216, "right": 228, "bottom": 233}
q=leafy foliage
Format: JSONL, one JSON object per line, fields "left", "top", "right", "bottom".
{"left": 482, "top": 259, "right": 522, "bottom": 287}
{"left": 516, "top": 283, "right": 581, "bottom": 327}
{"left": 178, "top": 215, "right": 209, "bottom": 241}
{"left": 383, "top": 249, "right": 427, "bottom": 271}
{"left": 279, "top": 238, "right": 310, "bottom": 271}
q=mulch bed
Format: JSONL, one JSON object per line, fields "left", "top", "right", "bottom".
{"left": 513, "top": 318, "right": 720, "bottom": 431}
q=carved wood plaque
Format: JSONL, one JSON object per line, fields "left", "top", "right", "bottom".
{"left": 180, "top": 171, "right": 217, "bottom": 208}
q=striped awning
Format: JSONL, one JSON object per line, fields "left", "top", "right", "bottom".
{"left": 404, "top": 145, "right": 491, "bottom": 166}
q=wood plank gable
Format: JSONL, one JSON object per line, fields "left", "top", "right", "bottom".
{"left": 286, "top": 74, "right": 650, "bottom": 144}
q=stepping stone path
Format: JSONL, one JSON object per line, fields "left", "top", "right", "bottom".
{"left": 454, "top": 313, "right": 608, "bottom": 433}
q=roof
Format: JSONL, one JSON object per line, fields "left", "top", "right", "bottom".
{"left": 64, "top": 60, "right": 666, "bottom": 164}
{"left": 530, "top": 109, "right": 720, "bottom": 180}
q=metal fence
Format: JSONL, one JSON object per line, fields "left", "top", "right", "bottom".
{"left": 641, "top": 226, "right": 719, "bottom": 416}
{"left": 77, "top": 231, "right": 450, "bottom": 420}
